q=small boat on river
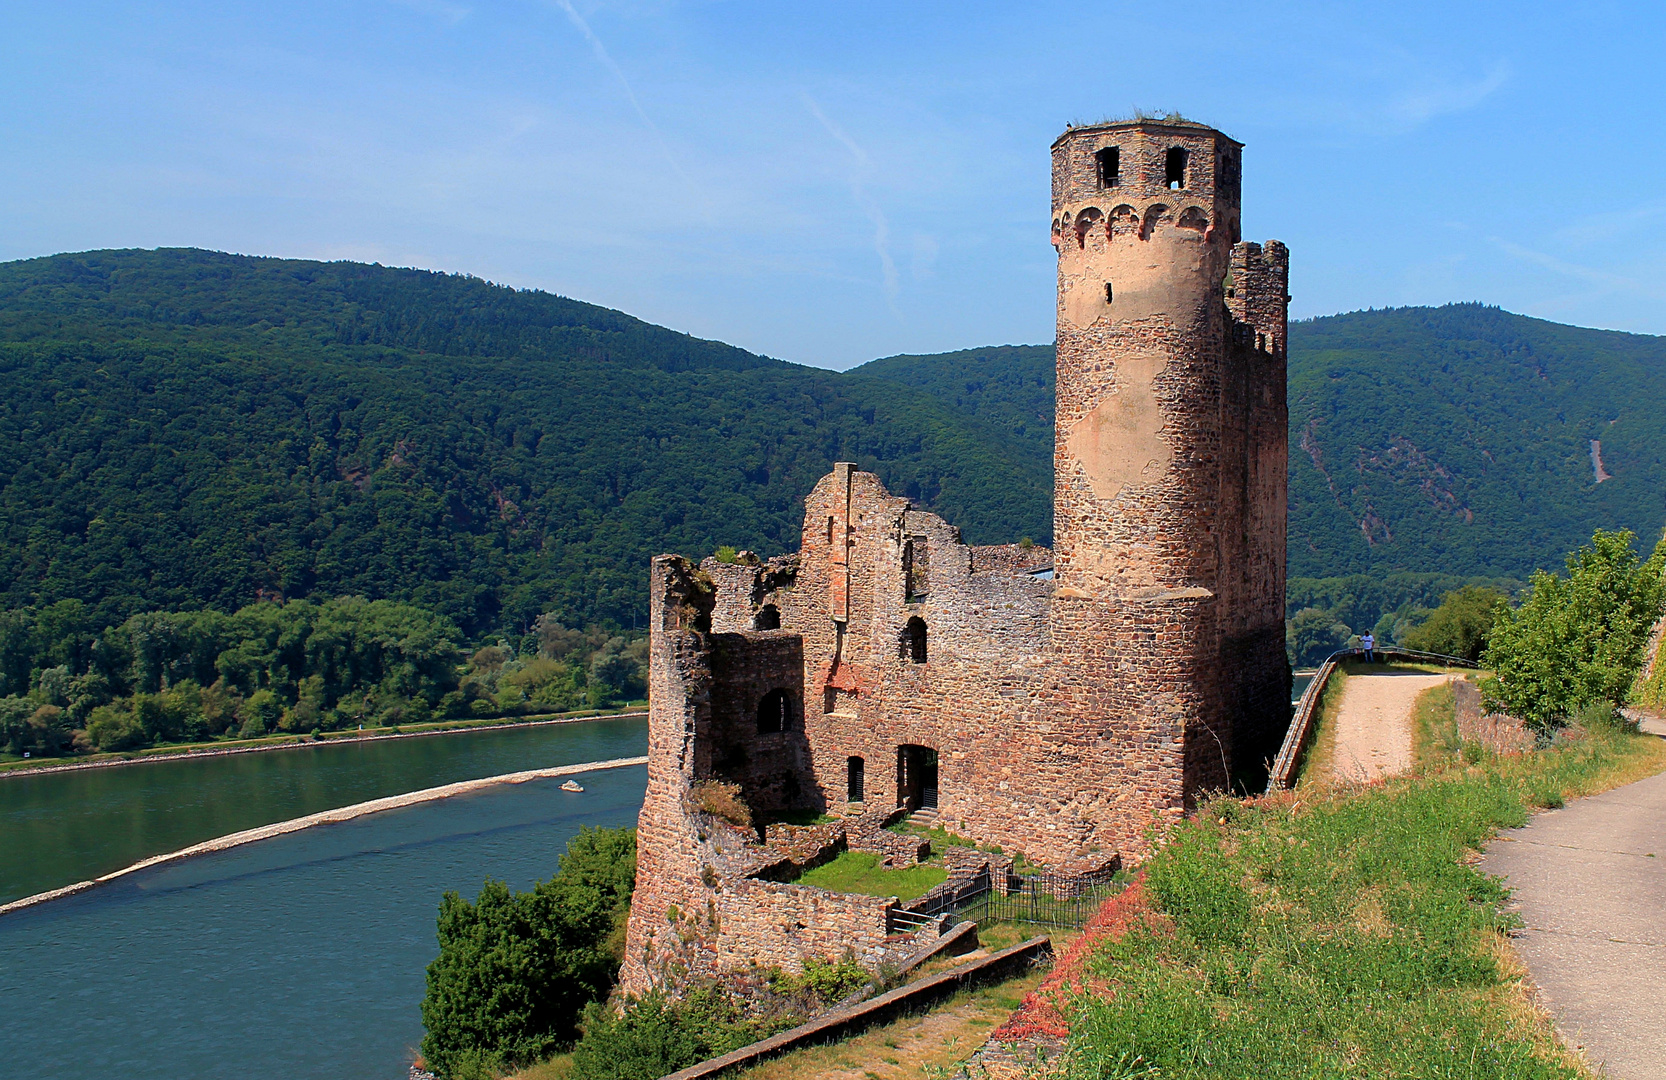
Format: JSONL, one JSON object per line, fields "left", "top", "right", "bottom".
{"left": 560, "top": 780, "right": 584, "bottom": 792}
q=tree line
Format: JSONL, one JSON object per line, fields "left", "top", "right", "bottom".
{"left": 0, "top": 596, "right": 645, "bottom": 759}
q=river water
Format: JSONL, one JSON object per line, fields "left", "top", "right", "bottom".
{"left": 1, "top": 717, "right": 646, "bottom": 903}
{"left": 0, "top": 727, "right": 647, "bottom": 1080}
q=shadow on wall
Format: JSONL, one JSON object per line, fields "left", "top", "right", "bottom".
{"left": 708, "top": 632, "right": 818, "bottom": 822}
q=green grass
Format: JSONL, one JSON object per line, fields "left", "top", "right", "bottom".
{"left": 1058, "top": 724, "right": 1666, "bottom": 1079}
{"left": 1410, "top": 679, "right": 1462, "bottom": 767}
{"left": 795, "top": 851, "right": 948, "bottom": 902}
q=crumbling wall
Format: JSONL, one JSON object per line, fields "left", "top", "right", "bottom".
{"left": 706, "top": 632, "right": 811, "bottom": 817}
{"left": 626, "top": 119, "right": 1292, "bottom": 996}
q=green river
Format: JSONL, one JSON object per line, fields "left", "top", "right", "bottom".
{"left": 0, "top": 717, "right": 650, "bottom": 1079}
{"left": 0, "top": 717, "right": 647, "bottom": 904}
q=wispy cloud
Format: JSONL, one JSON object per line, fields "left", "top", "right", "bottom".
{"left": 548, "top": 0, "right": 694, "bottom": 190}
{"left": 1553, "top": 200, "right": 1666, "bottom": 246}
{"left": 1490, "top": 237, "right": 1666, "bottom": 301}
{"left": 1383, "top": 60, "right": 1510, "bottom": 127}
{"left": 804, "top": 94, "right": 899, "bottom": 314}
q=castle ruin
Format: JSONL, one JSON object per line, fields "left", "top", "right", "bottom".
{"left": 621, "top": 119, "right": 1290, "bottom": 994}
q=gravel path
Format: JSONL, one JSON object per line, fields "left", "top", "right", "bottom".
{"left": 1328, "top": 671, "right": 1451, "bottom": 783}
{"left": 1481, "top": 769, "right": 1666, "bottom": 1079}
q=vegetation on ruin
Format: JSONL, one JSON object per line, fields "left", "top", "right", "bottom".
{"left": 1058, "top": 713, "right": 1666, "bottom": 1079}
{"left": 419, "top": 827, "right": 638, "bottom": 1080}
{"left": 0, "top": 596, "right": 644, "bottom": 759}
{"left": 687, "top": 779, "right": 754, "bottom": 829}
{"left": 1481, "top": 529, "right": 1666, "bottom": 733}
{"left": 794, "top": 850, "right": 948, "bottom": 902}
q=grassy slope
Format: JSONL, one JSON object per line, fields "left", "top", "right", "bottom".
{"left": 1059, "top": 717, "right": 1666, "bottom": 1079}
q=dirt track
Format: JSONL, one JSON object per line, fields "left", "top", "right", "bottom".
{"left": 1329, "top": 671, "right": 1451, "bottom": 783}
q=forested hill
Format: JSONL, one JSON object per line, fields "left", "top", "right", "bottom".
{"left": 7, "top": 247, "right": 1662, "bottom": 645}
{"left": 853, "top": 306, "right": 1666, "bottom": 584}
{"left": 0, "top": 249, "right": 1050, "bottom": 638}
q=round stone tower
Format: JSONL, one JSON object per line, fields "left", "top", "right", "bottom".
{"left": 1050, "top": 118, "right": 1242, "bottom": 595}
{"left": 1047, "top": 119, "right": 1266, "bottom": 801}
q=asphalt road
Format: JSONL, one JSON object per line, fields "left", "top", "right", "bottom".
{"left": 1480, "top": 765, "right": 1666, "bottom": 1079}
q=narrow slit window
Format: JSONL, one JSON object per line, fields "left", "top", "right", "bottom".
{"left": 1104, "top": 281, "right": 1114, "bottom": 304}
{"left": 1095, "top": 146, "right": 1120, "bottom": 188}
{"left": 847, "top": 756, "right": 865, "bottom": 802}
{"left": 1165, "top": 147, "right": 1188, "bottom": 189}
{"left": 902, "top": 617, "right": 928, "bottom": 664}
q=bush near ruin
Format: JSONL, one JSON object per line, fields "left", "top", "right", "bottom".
{"left": 1482, "top": 529, "right": 1665, "bottom": 732}
{"left": 419, "top": 827, "right": 638, "bottom": 1080}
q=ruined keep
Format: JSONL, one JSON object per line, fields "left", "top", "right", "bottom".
{"left": 621, "top": 119, "right": 1290, "bottom": 995}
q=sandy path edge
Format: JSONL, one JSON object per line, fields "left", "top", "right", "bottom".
{"left": 0, "top": 754, "right": 648, "bottom": 918}
{"left": 1330, "top": 673, "right": 1451, "bottom": 783}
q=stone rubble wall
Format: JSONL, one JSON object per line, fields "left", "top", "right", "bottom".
{"left": 624, "top": 119, "right": 1289, "bottom": 997}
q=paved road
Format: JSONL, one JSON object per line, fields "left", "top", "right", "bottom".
{"left": 1328, "top": 671, "right": 1451, "bottom": 783}
{"left": 1481, "top": 769, "right": 1666, "bottom": 1079}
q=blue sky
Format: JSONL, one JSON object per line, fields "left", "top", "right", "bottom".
{"left": 3, "top": 1, "right": 1664, "bottom": 369}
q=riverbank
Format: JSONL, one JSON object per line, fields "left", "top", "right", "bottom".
{"left": 0, "top": 704, "right": 648, "bottom": 778}
{"left": 0, "top": 753, "right": 648, "bottom": 917}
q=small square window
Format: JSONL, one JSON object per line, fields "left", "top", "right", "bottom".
{"left": 1165, "top": 147, "right": 1188, "bottom": 189}
{"left": 1095, "top": 147, "right": 1120, "bottom": 188}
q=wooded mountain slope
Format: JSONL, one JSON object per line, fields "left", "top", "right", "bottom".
{"left": 0, "top": 249, "right": 1049, "bottom": 637}
{"left": 856, "top": 306, "right": 1666, "bottom": 584}
{"left": 6, "top": 248, "right": 1660, "bottom": 644}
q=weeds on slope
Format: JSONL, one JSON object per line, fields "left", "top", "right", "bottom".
{"left": 1058, "top": 727, "right": 1666, "bottom": 1080}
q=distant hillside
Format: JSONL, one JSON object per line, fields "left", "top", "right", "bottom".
{"left": 7, "top": 249, "right": 1660, "bottom": 644}
{"left": 854, "top": 305, "right": 1666, "bottom": 584}
{"left": 0, "top": 249, "right": 1050, "bottom": 637}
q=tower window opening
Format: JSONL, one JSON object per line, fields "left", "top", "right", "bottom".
{"left": 1095, "top": 146, "right": 1120, "bottom": 188}
{"left": 757, "top": 688, "right": 793, "bottom": 734}
{"left": 847, "top": 756, "right": 865, "bottom": 802}
{"left": 754, "top": 604, "right": 780, "bottom": 631}
{"left": 901, "top": 617, "right": 928, "bottom": 664}
{"left": 1165, "top": 147, "right": 1188, "bottom": 189}
{"left": 1104, "top": 281, "right": 1114, "bottom": 304}
{"left": 904, "top": 535, "right": 930, "bottom": 599}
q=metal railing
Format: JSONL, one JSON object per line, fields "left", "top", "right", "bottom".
{"left": 953, "top": 872, "right": 1121, "bottom": 929}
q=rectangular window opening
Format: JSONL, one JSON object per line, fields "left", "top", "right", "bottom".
{"left": 1165, "top": 147, "right": 1188, "bottom": 189}
{"left": 1095, "top": 146, "right": 1120, "bottom": 188}
{"left": 1104, "top": 281, "right": 1114, "bottom": 304}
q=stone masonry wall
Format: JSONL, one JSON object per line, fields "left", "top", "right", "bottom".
{"left": 623, "top": 118, "right": 1289, "bottom": 997}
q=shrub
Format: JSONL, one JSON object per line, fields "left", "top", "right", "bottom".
{"left": 1483, "top": 529, "right": 1665, "bottom": 732}
{"left": 420, "top": 827, "right": 637, "bottom": 1079}
{"left": 1401, "top": 585, "right": 1507, "bottom": 663}
{"left": 686, "top": 780, "right": 752, "bottom": 829}
{"left": 767, "top": 956, "right": 870, "bottom": 1006}
{"left": 570, "top": 986, "right": 760, "bottom": 1080}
